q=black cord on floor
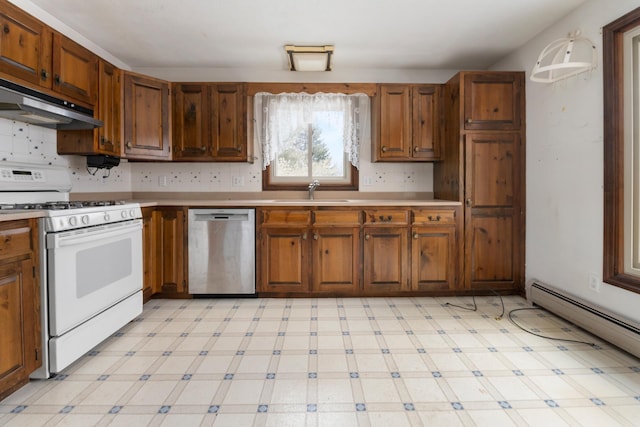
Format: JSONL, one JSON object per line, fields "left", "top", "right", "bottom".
{"left": 508, "top": 307, "right": 598, "bottom": 348}
{"left": 445, "top": 292, "right": 596, "bottom": 347}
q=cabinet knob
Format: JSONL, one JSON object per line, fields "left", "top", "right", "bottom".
{"left": 54, "top": 74, "right": 61, "bottom": 85}
{"left": 40, "top": 69, "right": 49, "bottom": 81}
{"left": 365, "top": 234, "right": 370, "bottom": 240}
{"left": 413, "top": 146, "right": 419, "bottom": 152}
{"left": 100, "top": 136, "right": 105, "bottom": 145}
{"left": 3, "top": 25, "right": 9, "bottom": 34}
{"left": 237, "top": 147, "right": 242, "bottom": 152}
{"left": 302, "top": 232, "right": 307, "bottom": 240}
{"left": 413, "top": 232, "right": 419, "bottom": 239}
{"left": 381, "top": 145, "right": 388, "bottom": 153}
{"left": 313, "top": 233, "right": 318, "bottom": 240}
{"left": 379, "top": 215, "right": 392, "bottom": 222}
{"left": 465, "top": 198, "right": 472, "bottom": 207}
{"left": 428, "top": 215, "right": 441, "bottom": 221}
{"left": 466, "top": 118, "right": 473, "bottom": 124}
{"left": 126, "top": 141, "right": 133, "bottom": 149}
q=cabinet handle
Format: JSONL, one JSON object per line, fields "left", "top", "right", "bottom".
{"left": 413, "top": 232, "right": 419, "bottom": 239}
{"left": 365, "top": 234, "right": 370, "bottom": 240}
{"left": 237, "top": 147, "right": 242, "bottom": 152}
{"left": 3, "top": 24, "right": 9, "bottom": 34}
{"left": 40, "top": 69, "right": 49, "bottom": 81}
{"left": 428, "top": 215, "right": 441, "bottom": 221}
{"left": 379, "top": 215, "right": 392, "bottom": 222}
{"left": 313, "top": 233, "right": 318, "bottom": 240}
{"left": 465, "top": 198, "right": 472, "bottom": 207}
{"left": 414, "top": 146, "right": 419, "bottom": 152}
{"left": 381, "top": 145, "right": 388, "bottom": 153}
{"left": 54, "top": 74, "right": 61, "bottom": 85}
{"left": 302, "top": 232, "right": 307, "bottom": 240}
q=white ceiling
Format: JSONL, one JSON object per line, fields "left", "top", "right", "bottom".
{"left": 24, "top": 0, "right": 587, "bottom": 71}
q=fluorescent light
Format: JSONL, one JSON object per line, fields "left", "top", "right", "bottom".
{"left": 285, "top": 45, "right": 334, "bottom": 72}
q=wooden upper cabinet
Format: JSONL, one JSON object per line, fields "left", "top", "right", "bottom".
{"left": 376, "top": 84, "right": 411, "bottom": 160}
{"left": 173, "top": 82, "right": 248, "bottom": 162}
{"left": 211, "top": 83, "right": 246, "bottom": 161}
{"left": 374, "top": 84, "right": 441, "bottom": 161}
{"left": 463, "top": 72, "right": 523, "bottom": 130}
{"left": 173, "top": 83, "right": 209, "bottom": 160}
{"left": 0, "top": 0, "right": 51, "bottom": 89}
{"left": 412, "top": 85, "right": 441, "bottom": 159}
{"left": 52, "top": 33, "right": 98, "bottom": 105}
{"left": 123, "top": 72, "right": 171, "bottom": 160}
{"left": 57, "top": 59, "right": 121, "bottom": 156}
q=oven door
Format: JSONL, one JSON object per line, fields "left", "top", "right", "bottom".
{"left": 46, "top": 219, "right": 143, "bottom": 337}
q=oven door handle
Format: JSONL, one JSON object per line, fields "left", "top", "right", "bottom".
{"left": 47, "top": 220, "right": 142, "bottom": 248}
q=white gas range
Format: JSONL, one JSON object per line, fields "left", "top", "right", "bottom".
{"left": 0, "top": 162, "right": 143, "bottom": 379}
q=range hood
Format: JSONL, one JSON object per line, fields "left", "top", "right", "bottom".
{"left": 0, "top": 78, "right": 102, "bottom": 130}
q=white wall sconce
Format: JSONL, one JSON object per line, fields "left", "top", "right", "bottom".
{"left": 285, "top": 45, "right": 334, "bottom": 71}
{"left": 530, "top": 30, "right": 597, "bottom": 83}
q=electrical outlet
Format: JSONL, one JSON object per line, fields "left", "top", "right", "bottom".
{"left": 363, "top": 176, "right": 373, "bottom": 186}
{"left": 158, "top": 175, "right": 168, "bottom": 187}
{"left": 589, "top": 274, "right": 601, "bottom": 292}
{"left": 232, "top": 176, "right": 244, "bottom": 187}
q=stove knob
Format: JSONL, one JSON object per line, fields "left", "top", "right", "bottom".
{"left": 129, "top": 209, "right": 136, "bottom": 218}
{"left": 81, "top": 215, "right": 90, "bottom": 225}
{"left": 121, "top": 211, "right": 128, "bottom": 219}
{"left": 104, "top": 213, "right": 110, "bottom": 221}
{"left": 68, "top": 216, "right": 78, "bottom": 227}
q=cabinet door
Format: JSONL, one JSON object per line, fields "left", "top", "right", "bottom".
{"left": 153, "top": 208, "right": 187, "bottom": 295}
{"left": 173, "top": 83, "right": 211, "bottom": 160}
{"left": 260, "top": 227, "right": 310, "bottom": 293}
{"left": 0, "top": 258, "right": 40, "bottom": 401}
{"left": 52, "top": 33, "right": 98, "bottom": 105}
{"left": 0, "top": 0, "right": 52, "bottom": 89}
{"left": 141, "top": 207, "right": 155, "bottom": 302}
{"left": 465, "top": 132, "right": 522, "bottom": 290}
{"left": 411, "top": 226, "right": 456, "bottom": 291}
{"left": 463, "top": 72, "right": 523, "bottom": 130}
{"left": 363, "top": 227, "right": 408, "bottom": 293}
{"left": 312, "top": 227, "right": 360, "bottom": 293}
{"left": 123, "top": 73, "right": 171, "bottom": 160}
{"left": 210, "top": 83, "right": 246, "bottom": 161}
{"left": 412, "top": 85, "right": 441, "bottom": 160}
{"left": 96, "top": 60, "right": 120, "bottom": 155}
{"left": 376, "top": 84, "right": 411, "bottom": 160}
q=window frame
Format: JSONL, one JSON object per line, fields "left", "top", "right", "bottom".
{"left": 603, "top": 7, "right": 640, "bottom": 293}
{"left": 247, "top": 83, "right": 375, "bottom": 192}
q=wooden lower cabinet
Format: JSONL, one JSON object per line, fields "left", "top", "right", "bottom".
{"left": 151, "top": 207, "right": 188, "bottom": 297}
{"left": 312, "top": 227, "right": 360, "bottom": 293}
{"left": 363, "top": 227, "right": 408, "bottom": 293}
{"left": 0, "top": 220, "right": 41, "bottom": 401}
{"left": 411, "top": 226, "right": 457, "bottom": 291}
{"left": 260, "top": 227, "right": 310, "bottom": 293}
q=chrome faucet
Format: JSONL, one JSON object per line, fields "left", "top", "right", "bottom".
{"left": 308, "top": 179, "right": 320, "bottom": 200}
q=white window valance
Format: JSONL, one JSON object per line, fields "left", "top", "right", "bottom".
{"left": 254, "top": 92, "right": 370, "bottom": 170}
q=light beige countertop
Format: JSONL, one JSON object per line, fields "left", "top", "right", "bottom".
{"left": 1, "top": 192, "right": 461, "bottom": 222}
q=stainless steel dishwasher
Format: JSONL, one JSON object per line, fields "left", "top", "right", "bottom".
{"left": 188, "top": 208, "right": 256, "bottom": 295}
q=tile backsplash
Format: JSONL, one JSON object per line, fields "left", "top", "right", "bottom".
{"left": 0, "top": 117, "right": 433, "bottom": 194}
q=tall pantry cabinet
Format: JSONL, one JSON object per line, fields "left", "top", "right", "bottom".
{"left": 434, "top": 71, "right": 525, "bottom": 292}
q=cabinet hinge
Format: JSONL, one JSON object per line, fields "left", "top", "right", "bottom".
{"left": 35, "top": 348, "right": 39, "bottom": 361}
{"left": 32, "top": 266, "right": 36, "bottom": 278}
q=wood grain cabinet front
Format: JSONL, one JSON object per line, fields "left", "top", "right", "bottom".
{"left": 374, "top": 84, "right": 442, "bottom": 161}
{"left": 0, "top": 219, "right": 41, "bottom": 401}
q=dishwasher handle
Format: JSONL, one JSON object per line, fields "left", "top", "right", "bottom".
{"left": 193, "top": 213, "right": 250, "bottom": 221}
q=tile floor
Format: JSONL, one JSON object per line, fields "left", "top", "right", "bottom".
{"left": 1, "top": 296, "right": 640, "bottom": 426}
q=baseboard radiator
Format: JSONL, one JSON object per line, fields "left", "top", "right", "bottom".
{"left": 529, "top": 281, "right": 640, "bottom": 358}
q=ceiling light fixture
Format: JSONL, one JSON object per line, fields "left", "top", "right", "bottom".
{"left": 530, "top": 30, "right": 597, "bottom": 83}
{"left": 285, "top": 45, "right": 334, "bottom": 72}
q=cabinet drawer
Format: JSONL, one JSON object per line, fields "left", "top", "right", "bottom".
{"left": 313, "top": 210, "right": 362, "bottom": 226}
{"left": 0, "top": 224, "right": 32, "bottom": 259}
{"left": 364, "top": 209, "right": 409, "bottom": 225}
{"left": 413, "top": 209, "right": 456, "bottom": 225}
{"left": 261, "top": 209, "right": 311, "bottom": 226}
